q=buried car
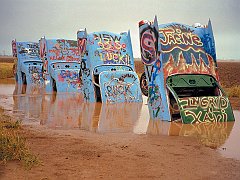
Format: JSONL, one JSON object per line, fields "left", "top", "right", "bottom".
{"left": 12, "top": 40, "right": 43, "bottom": 90}
{"left": 39, "top": 37, "right": 81, "bottom": 93}
{"left": 77, "top": 29, "right": 142, "bottom": 103}
{"left": 139, "top": 17, "right": 234, "bottom": 123}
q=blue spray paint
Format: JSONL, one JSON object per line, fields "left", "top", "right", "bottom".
{"left": 77, "top": 29, "right": 142, "bottom": 103}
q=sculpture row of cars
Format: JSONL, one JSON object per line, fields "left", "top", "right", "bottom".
{"left": 12, "top": 17, "right": 235, "bottom": 123}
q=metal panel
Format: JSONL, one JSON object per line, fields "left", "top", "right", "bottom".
{"left": 13, "top": 40, "right": 44, "bottom": 91}
{"left": 39, "top": 38, "right": 81, "bottom": 93}
{"left": 77, "top": 30, "right": 141, "bottom": 103}
{"left": 99, "top": 71, "right": 142, "bottom": 103}
{"left": 139, "top": 17, "right": 171, "bottom": 121}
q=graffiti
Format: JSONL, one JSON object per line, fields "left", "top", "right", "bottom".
{"left": 159, "top": 22, "right": 218, "bottom": 80}
{"left": 148, "top": 85, "right": 164, "bottom": 118}
{"left": 58, "top": 70, "right": 80, "bottom": 88}
{"left": 12, "top": 40, "right": 17, "bottom": 57}
{"left": 93, "top": 33, "right": 130, "bottom": 65}
{"left": 103, "top": 75, "right": 137, "bottom": 103}
{"left": 139, "top": 18, "right": 170, "bottom": 121}
{"left": 100, "top": 72, "right": 142, "bottom": 103}
{"left": 140, "top": 27, "right": 158, "bottom": 65}
{"left": 93, "top": 33, "right": 122, "bottom": 42}
{"left": 17, "top": 42, "right": 39, "bottom": 59}
{"left": 39, "top": 38, "right": 48, "bottom": 74}
{"left": 139, "top": 17, "right": 234, "bottom": 123}
{"left": 163, "top": 52, "right": 218, "bottom": 80}
{"left": 78, "top": 38, "right": 87, "bottom": 56}
{"left": 28, "top": 66, "right": 43, "bottom": 85}
{"left": 178, "top": 96, "right": 230, "bottom": 123}
{"left": 77, "top": 30, "right": 138, "bottom": 103}
{"left": 48, "top": 40, "right": 79, "bottom": 61}
{"left": 82, "top": 68, "right": 93, "bottom": 101}
{"left": 159, "top": 25, "right": 203, "bottom": 53}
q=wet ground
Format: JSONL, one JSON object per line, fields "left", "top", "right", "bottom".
{"left": 0, "top": 79, "right": 239, "bottom": 160}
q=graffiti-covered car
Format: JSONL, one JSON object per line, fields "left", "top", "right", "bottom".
{"left": 77, "top": 29, "right": 142, "bottom": 103}
{"left": 39, "top": 37, "right": 81, "bottom": 93}
{"left": 139, "top": 17, "right": 235, "bottom": 124}
{"left": 12, "top": 40, "right": 43, "bottom": 88}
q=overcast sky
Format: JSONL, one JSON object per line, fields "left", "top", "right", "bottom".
{"left": 0, "top": 0, "right": 239, "bottom": 59}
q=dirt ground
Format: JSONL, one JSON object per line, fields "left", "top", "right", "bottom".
{"left": 1, "top": 123, "right": 240, "bottom": 180}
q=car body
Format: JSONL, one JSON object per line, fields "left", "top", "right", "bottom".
{"left": 139, "top": 17, "right": 235, "bottom": 123}
{"left": 77, "top": 29, "right": 142, "bottom": 103}
{"left": 12, "top": 40, "right": 43, "bottom": 92}
{"left": 39, "top": 37, "right": 81, "bottom": 93}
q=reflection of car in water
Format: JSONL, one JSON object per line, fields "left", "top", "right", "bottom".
{"left": 12, "top": 40, "right": 44, "bottom": 93}
{"left": 147, "top": 119, "right": 234, "bottom": 149}
{"left": 40, "top": 93, "right": 84, "bottom": 128}
{"left": 13, "top": 84, "right": 43, "bottom": 120}
{"left": 139, "top": 17, "right": 235, "bottom": 123}
{"left": 77, "top": 29, "right": 142, "bottom": 103}
{"left": 39, "top": 37, "right": 81, "bottom": 93}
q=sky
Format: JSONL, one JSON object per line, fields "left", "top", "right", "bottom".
{"left": 0, "top": 0, "right": 240, "bottom": 59}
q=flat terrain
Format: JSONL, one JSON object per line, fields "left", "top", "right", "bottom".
{"left": 0, "top": 57, "right": 240, "bottom": 179}
{"left": 1, "top": 124, "right": 240, "bottom": 180}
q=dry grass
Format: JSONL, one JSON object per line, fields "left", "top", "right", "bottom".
{"left": 0, "top": 62, "right": 14, "bottom": 79}
{"left": 225, "top": 86, "right": 240, "bottom": 98}
{"left": 0, "top": 107, "right": 39, "bottom": 169}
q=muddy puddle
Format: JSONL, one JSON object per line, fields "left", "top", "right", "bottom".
{"left": 0, "top": 79, "right": 239, "bottom": 160}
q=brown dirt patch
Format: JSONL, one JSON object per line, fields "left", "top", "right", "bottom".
{"left": 1, "top": 125, "right": 240, "bottom": 179}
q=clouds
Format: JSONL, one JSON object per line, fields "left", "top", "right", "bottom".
{"left": 0, "top": 0, "right": 239, "bottom": 59}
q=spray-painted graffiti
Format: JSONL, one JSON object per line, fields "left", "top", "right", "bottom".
{"left": 58, "top": 70, "right": 81, "bottom": 89}
{"left": 178, "top": 96, "right": 234, "bottom": 123}
{"left": 139, "top": 18, "right": 171, "bottom": 121}
{"left": 159, "top": 25, "right": 203, "bottom": 53}
{"left": 82, "top": 68, "right": 94, "bottom": 101}
{"left": 39, "top": 38, "right": 48, "bottom": 74}
{"left": 158, "top": 22, "right": 218, "bottom": 80}
{"left": 164, "top": 52, "right": 219, "bottom": 81}
{"left": 100, "top": 72, "right": 142, "bottom": 103}
{"left": 140, "top": 27, "right": 158, "bottom": 65}
{"left": 93, "top": 33, "right": 130, "bottom": 64}
{"left": 13, "top": 41, "right": 43, "bottom": 88}
{"left": 78, "top": 38, "right": 87, "bottom": 56}
{"left": 28, "top": 66, "right": 43, "bottom": 85}
{"left": 39, "top": 37, "right": 81, "bottom": 93}
{"left": 48, "top": 40, "right": 79, "bottom": 61}
{"left": 16, "top": 42, "right": 40, "bottom": 60}
{"left": 77, "top": 30, "right": 138, "bottom": 103}
{"left": 12, "top": 40, "right": 17, "bottom": 57}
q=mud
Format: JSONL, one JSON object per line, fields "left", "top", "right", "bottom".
{"left": 0, "top": 79, "right": 240, "bottom": 162}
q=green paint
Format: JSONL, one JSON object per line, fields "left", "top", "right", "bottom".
{"left": 167, "top": 74, "right": 235, "bottom": 124}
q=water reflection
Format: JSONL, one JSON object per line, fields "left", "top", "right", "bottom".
{"left": 0, "top": 81, "right": 239, "bottom": 160}
{"left": 218, "top": 111, "right": 240, "bottom": 160}
{"left": 41, "top": 93, "right": 84, "bottom": 129}
{"left": 147, "top": 120, "right": 234, "bottom": 149}
{"left": 12, "top": 84, "right": 43, "bottom": 123}
{"left": 0, "top": 78, "right": 15, "bottom": 96}
{"left": 78, "top": 102, "right": 143, "bottom": 133}
{"left": 78, "top": 102, "right": 101, "bottom": 131}
{"left": 98, "top": 103, "right": 142, "bottom": 133}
